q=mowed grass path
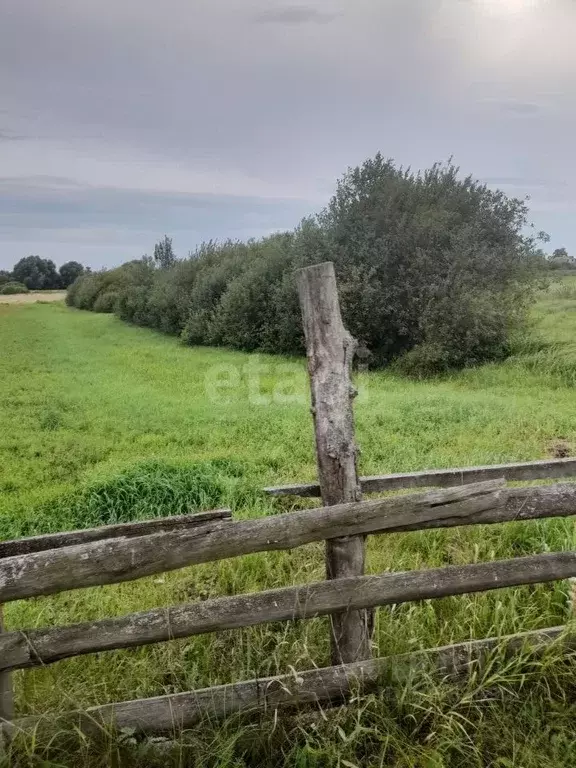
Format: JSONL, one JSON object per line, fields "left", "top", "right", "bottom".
{"left": 1, "top": 281, "right": 576, "bottom": 766}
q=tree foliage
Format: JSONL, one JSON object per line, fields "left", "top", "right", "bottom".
{"left": 2, "top": 257, "right": 88, "bottom": 289}
{"left": 66, "top": 156, "right": 547, "bottom": 374}
{"left": 59, "top": 261, "right": 86, "bottom": 288}
{"left": 12, "top": 256, "right": 60, "bottom": 290}
{"left": 549, "top": 247, "right": 576, "bottom": 270}
{"left": 153, "top": 235, "right": 176, "bottom": 269}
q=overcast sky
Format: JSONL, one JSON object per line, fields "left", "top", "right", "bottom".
{"left": 1, "top": 0, "right": 575, "bottom": 270}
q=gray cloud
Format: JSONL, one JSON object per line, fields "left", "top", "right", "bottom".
{"left": 251, "top": 5, "right": 340, "bottom": 24}
{"left": 0, "top": 129, "right": 26, "bottom": 142}
{"left": 492, "top": 101, "right": 543, "bottom": 115}
{"left": 0, "top": 175, "right": 315, "bottom": 266}
{"left": 0, "top": 178, "right": 310, "bottom": 226}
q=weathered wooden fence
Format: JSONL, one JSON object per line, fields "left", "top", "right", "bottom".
{"left": 1, "top": 261, "right": 576, "bottom": 740}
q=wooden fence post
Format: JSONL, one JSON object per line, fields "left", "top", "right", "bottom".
{"left": 296, "top": 261, "right": 372, "bottom": 664}
{"left": 0, "top": 604, "right": 13, "bottom": 733}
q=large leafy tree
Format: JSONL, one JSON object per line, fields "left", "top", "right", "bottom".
{"left": 59, "top": 261, "right": 85, "bottom": 288}
{"left": 12, "top": 256, "right": 60, "bottom": 290}
{"left": 315, "top": 155, "right": 545, "bottom": 371}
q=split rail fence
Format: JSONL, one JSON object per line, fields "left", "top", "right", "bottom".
{"left": 1, "top": 262, "right": 576, "bottom": 739}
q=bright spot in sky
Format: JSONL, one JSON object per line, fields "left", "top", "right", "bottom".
{"left": 476, "top": 0, "right": 539, "bottom": 16}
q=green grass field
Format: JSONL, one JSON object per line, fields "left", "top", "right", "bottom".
{"left": 1, "top": 277, "right": 576, "bottom": 766}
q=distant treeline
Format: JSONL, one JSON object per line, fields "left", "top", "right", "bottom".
{"left": 0, "top": 257, "right": 86, "bottom": 292}
{"left": 67, "top": 155, "right": 547, "bottom": 375}
{"left": 548, "top": 247, "right": 576, "bottom": 270}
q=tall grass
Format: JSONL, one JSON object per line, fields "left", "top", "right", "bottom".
{"left": 0, "top": 460, "right": 255, "bottom": 540}
{"left": 545, "top": 276, "right": 576, "bottom": 300}
{"left": 1, "top": 281, "right": 576, "bottom": 765}
{"left": 7, "top": 643, "right": 576, "bottom": 767}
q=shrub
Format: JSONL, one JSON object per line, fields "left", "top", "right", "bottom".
{"left": 318, "top": 156, "right": 544, "bottom": 368}
{"left": 0, "top": 281, "right": 29, "bottom": 295}
{"left": 181, "top": 240, "right": 256, "bottom": 345}
{"left": 67, "top": 155, "right": 547, "bottom": 374}
{"left": 67, "top": 261, "right": 155, "bottom": 315}
{"left": 144, "top": 259, "right": 200, "bottom": 334}
{"left": 92, "top": 291, "right": 119, "bottom": 313}
{"left": 209, "top": 236, "right": 295, "bottom": 352}
{"left": 65, "top": 275, "right": 83, "bottom": 306}
{"left": 68, "top": 272, "right": 107, "bottom": 309}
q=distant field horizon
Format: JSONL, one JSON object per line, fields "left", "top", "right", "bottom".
{"left": 0, "top": 290, "right": 67, "bottom": 305}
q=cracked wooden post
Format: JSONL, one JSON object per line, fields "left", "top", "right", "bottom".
{"left": 0, "top": 605, "right": 13, "bottom": 740}
{"left": 296, "top": 261, "right": 372, "bottom": 664}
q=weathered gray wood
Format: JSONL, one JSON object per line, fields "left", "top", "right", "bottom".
{"left": 2, "top": 550, "right": 574, "bottom": 672}
{"left": 6, "top": 480, "right": 576, "bottom": 605}
{"left": 0, "top": 509, "right": 232, "bottom": 559}
{"left": 394, "top": 483, "right": 576, "bottom": 532}
{"left": 3, "top": 625, "right": 572, "bottom": 737}
{"left": 264, "top": 457, "right": 576, "bottom": 498}
{"left": 296, "top": 261, "right": 369, "bottom": 664}
{"left": 0, "top": 479, "right": 547, "bottom": 604}
{"left": 0, "top": 606, "right": 13, "bottom": 725}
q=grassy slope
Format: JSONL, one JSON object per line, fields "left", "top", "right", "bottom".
{"left": 1, "top": 277, "right": 576, "bottom": 766}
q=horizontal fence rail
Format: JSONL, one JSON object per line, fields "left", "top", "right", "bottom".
{"left": 1, "top": 551, "right": 576, "bottom": 672}
{"left": 2, "top": 477, "right": 576, "bottom": 734}
{"left": 0, "top": 509, "right": 232, "bottom": 559}
{"left": 0, "top": 480, "right": 504, "bottom": 603}
{"left": 4, "top": 480, "right": 576, "bottom": 605}
{"left": 5, "top": 264, "right": 576, "bottom": 738}
{"left": 264, "top": 457, "right": 576, "bottom": 498}
{"left": 3, "top": 625, "right": 574, "bottom": 737}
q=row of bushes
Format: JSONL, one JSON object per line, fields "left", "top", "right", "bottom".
{"left": 67, "top": 156, "right": 547, "bottom": 374}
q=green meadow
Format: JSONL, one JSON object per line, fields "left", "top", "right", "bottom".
{"left": 1, "top": 277, "right": 576, "bottom": 767}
